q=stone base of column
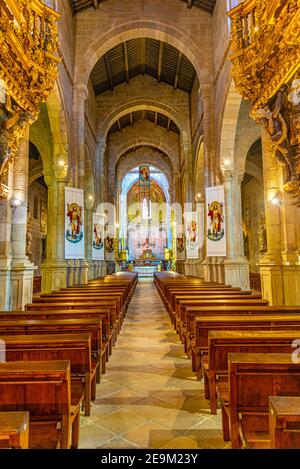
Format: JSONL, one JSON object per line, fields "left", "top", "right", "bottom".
{"left": 41, "top": 261, "right": 69, "bottom": 293}
{"left": 11, "top": 261, "right": 36, "bottom": 310}
{"left": 224, "top": 257, "right": 250, "bottom": 290}
{"left": 175, "top": 260, "right": 185, "bottom": 274}
{"left": 87, "top": 261, "right": 95, "bottom": 280}
{"left": 282, "top": 264, "right": 300, "bottom": 306}
{"left": 203, "top": 257, "right": 213, "bottom": 282}
{"left": 100, "top": 261, "right": 107, "bottom": 277}
{"left": 0, "top": 257, "right": 12, "bottom": 310}
{"left": 79, "top": 260, "right": 89, "bottom": 285}
{"left": 107, "top": 261, "right": 116, "bottom": 275}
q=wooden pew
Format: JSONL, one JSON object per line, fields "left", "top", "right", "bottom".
{"left": 269, "top": 396, "right": 300, "bottom": 449}
{"left": 0, "top": 317, "right": 104, "bottom": 378}
{"left": 0, "top": 360, "right": 83, "bottom": 449}
{"left": 203, "top": 330, "right": 298, "bottom": 414}
{"left": 0, "top": 309, "right": 113, "bottom": 361}
{"left": 217, "top": 353, "right": 300, "bottom": 448}
{"left": 0, "top": 412, "right": 29, "bottom": 449}
{"left": 178, "top": 299, "right": 269, "bottom": 348}
{"left": 190, "top": 312, "right": 300, "bottom": 378}
{"left": 0, "top": 333, "right": 96, "bottom": 416}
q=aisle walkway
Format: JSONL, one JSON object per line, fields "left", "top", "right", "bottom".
{"left": 79, "top": 279, "right": 227, "bottom": 449}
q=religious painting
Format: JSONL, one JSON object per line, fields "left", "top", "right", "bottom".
{"left": 92, "top": 213, "right": 105, "bottom": 260}
{"left": 139, "top": 165, "right": 150, "bottom": 189}
{"left": 40, "top": 202, "right": 47, "bottom": 235}
{"left": 206, "top": 185, "right": 226, "bottom": 257}
{"left": 207, "top": 201, "right": 224, "bottom": 241}
{"left": 65, "top": 187, "right": 85, "bottom": 259}
{"left": 105, "top": 236, "right": 114, "bottom": 253}
{"left": 176, "top": 236, "right": 185, "bottom": 253}
{"left": 185, "top": 212, "right": 199, "bottom": 259}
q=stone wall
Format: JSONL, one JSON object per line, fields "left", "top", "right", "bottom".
{"left": 27, "top": 180, "right": 48, "bottom": 276}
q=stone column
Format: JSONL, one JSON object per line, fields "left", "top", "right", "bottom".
{"left": 222, "top": 169, "right": 250, "bottom": 290}
{"left": 41, "top": 165, "right": 69, "bottom": 293}
{"left": 0, "top": 163, "right": 13, "bottom": 310}
{"left": 10, "top": 127, "right": 36, "bottom": 309}
{"left": 259, "top": 129, "right": 284, "bottom": 304}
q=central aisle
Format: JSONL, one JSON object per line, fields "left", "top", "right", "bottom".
{"left": 79, "top": 279, "right": 227, "bottom": 449}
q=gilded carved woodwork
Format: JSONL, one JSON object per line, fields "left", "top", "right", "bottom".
{"left": 0, "top": 0, "right": 60, "bottom": 193}
{"left": 228, "top": 0, "right": 300, "bottom": 203}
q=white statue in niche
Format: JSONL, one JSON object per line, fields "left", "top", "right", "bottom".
{"left": 142, "top": 197, "right": 151, "bottom": 220}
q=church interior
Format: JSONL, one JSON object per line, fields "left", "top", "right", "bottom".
{"left": 0, "top": 0, "right": 300, "bottom": 451}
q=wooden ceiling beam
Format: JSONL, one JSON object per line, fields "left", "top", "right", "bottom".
{"left": 142, "top": 109, "right": 146, "bottom": 120}
{"left": 104, "top": 54, "right": 114, "bottom": 91}
{"left": 187, "top": 0, "right": 193, "bottom": 8}
{"left": 155, "top": 112, "right": 158, "bottom": 126}
{"left": 92, "top": 0, "right": 99, "bottom": 8}
{"left": 141, "top": 38, "right": 146, "bottom": 75}
{"left": 157, "top": 42, "right": 164, "bottom": 83}
{"left": 174, "top": 51, "right": 183, "bottom": 89}
{"left": 130, "top": 112, "right": 134, "bottom": 126}
{"left": 117, "top": 120, "right": 122, "bottom": 131}
{"left": 123, "top": 42, "right": 130, "bottom": 84}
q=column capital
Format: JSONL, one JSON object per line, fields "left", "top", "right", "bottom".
{"left": 75, "top": 84, "right": 89, "bottom": 101}
{"left": 221, "top": 169, "right": 234, "bottom": 182}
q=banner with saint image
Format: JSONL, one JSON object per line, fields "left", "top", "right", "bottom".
{"left": 139, "top": 165, "right": 151, "bottom": 219}
{"left": 65, "top": 187, "right": 84, "bottom": 259}
{"left": 92, "top": 213, "right": 105, "bottom": 260}
{"left": 185, "top": 212, "right": 199, "bottom": 259}
{"left": 206, "top": 185, "right": 226, "bottom": 257}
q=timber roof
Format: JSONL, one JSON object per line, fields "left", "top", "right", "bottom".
{"left": 91, "top": 38, "right": 196, "bottom": 95}
{"left": 108, "top": 110, "right": 180, "bottom": 136}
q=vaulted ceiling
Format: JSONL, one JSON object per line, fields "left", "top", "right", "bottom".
{"left": 91, "top": 38, "right": 196, "bottom": 95}
{"left": 108, "top": 110, "right": 180, "bottom": 136}
{"left": 71, "top": 0, "right": 216, "bottom": 15}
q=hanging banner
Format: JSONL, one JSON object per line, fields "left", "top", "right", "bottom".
{"left": 139, "top": 165, "right": 151, "bottom": 219}
{"left": 185, "top": 212, "right": 199, "bottom": 259}
{"left": 176, "top": 235, "right": 185, "bottom": 261}
{"left": 105, "top": 236, "right": 115, "bottom": 261}
{"left": 197, "top": 202, "right": 205, "bottom": 251}
{"left": 65, "top": 187, "right": 84, "bottom": 259}
{"left": 92, "top": 213, "right": 105, "bottom": 260}
{"left": 206, "top": 185, "right": 226, "bottom": 257}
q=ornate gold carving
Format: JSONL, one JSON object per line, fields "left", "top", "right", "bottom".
{"left": 228, "top": 0, "right": 300, "bottom": 203}
{"left": 0, "top": 0, "right": 60, "bottom": 190}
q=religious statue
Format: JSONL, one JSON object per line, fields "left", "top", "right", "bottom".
{"left": 26, "top": 220, "right": 33, "bottom": 261}
{"left": 207, "top": 201, "right": 224, "bottom": 241}
{"left": 258, "top": 224, "right": 267, "bottom": 254}
{"left": 243, "top": 230, "right": 249, "bottom": 259}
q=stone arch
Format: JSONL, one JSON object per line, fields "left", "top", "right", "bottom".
{"left": 194, "top": 136, "right": 205, "bottom": 199}
{"left": 45, "top": 81, "right": 69, "bottom": 173}
{"left": 219, "top": 80, "right": 242, "bottom": 171}
{"left": 99, "top": 99, "right": 186, "bottom": 140}
{"left": 75, "top": 20, "right": 211, "bottom": 89}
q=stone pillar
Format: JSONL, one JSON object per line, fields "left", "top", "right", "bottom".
{"left": 259, "top": 129, "right": 284, "bottom": 304}
{"left": 222, "top": 170, "right": 250, "bottom": 290}
{"left": 0, "top": 163, "right": 13, "bottom": 310}
{"left": 10, "top": 127, "right": 36, "bottom": 310}
{"left": 41, "top": 166, "right": 69, "bottom": 293}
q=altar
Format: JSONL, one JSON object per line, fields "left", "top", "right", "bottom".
{"left": 133, "top": 265, "right": 158, "bottom": 277}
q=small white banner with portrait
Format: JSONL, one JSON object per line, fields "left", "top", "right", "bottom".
{"left": 65, "top": 187, "right": 85, "bottom": 259}
{"left": 206, "top": 185, "right": 226, "bottom": 257}
{"left": 92, "top": 213, "right": 105, "bottom": 260}
{"left": 185, "top": 212, "right": 199, "bottom": 259}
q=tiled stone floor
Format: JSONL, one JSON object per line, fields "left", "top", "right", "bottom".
{"left": 79, "top": 278, "right": 228, "bottom": 449}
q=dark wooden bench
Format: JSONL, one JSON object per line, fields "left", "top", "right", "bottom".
{"left": 1, "top": 333, "right": 96, "bottom": 416}
{"left": 0, "top": 360, "right": 83, "bottom": 449}
{"left": 191, "top": 312, "right": 300, "bottom": 379}
{"left": 0, "top": 317, "right": 104, "bottom": 378}
{"left": 0, "top": 411, "right": 29, "bottom": 449}
{"left": 269, "top": 396, "right": 300, "bottom": 448}
{"left": 203, "top": 330, "right": 298, "bottom": 414}
{"left": 217, "top": 353, "right": 300, "bottom": 448}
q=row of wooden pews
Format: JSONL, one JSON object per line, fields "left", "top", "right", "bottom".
{"left": 154, "top": 272, "right": 300, "bottom": 449}
{"left": 0, "top": 272, "right": 138, "bottom": 449}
